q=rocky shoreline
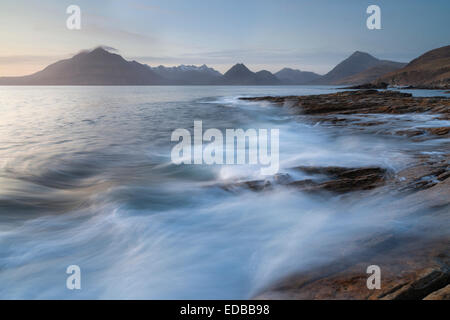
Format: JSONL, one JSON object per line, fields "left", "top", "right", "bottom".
{"left": 345, "top": 83, "right": 450, "bottom": 90}
{"left": 240, "top": 90, "right": 449, "bottom": 117}
{"left": 238, "top": 90, "right": 449, "bottom": 300}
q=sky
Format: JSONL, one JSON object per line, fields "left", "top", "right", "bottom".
{"left": 0, "top": 0, "right": 449, "bottom": 76}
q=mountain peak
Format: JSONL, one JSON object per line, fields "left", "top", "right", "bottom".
{"left": 313, "top": 51, "right": 383, "bottom": 84}
{"left": 88, "top": 46, "right": 120, "bottom": 58}
{"left": 1, "top": 46, "right": 162, "bottom": 85}
{"left": 91, "top": 46, "right": 108, "bottom": 53}
{"left": 351, "top": 50, "right": 372, "bottom": 57}
{"left": 224, "top": 63, "right": 253, "bottom": 77}
{"left": 347, "top": 51, "right": 379, "bottom": 63}
{"left": 228, "top": 63, "right": 250, "bottom": 71}
{"left": 222, "top": 63, "right": 280, "bottom": 85}
{"left": 72, "top": 46, "right": 118, "bottom": 60}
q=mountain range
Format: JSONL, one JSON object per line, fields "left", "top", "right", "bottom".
{"left": 221, "top": 63, "right": 281, "bottom": 85}
{"left": 0, "top": 46, "right": 448, "bottom": 87}
{"left": 150, "top": 64, "right": 222, "bottom": 85}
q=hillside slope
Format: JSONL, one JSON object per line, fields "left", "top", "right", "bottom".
{"left": 376, "top": 45, "right": 450, "bottom": 88}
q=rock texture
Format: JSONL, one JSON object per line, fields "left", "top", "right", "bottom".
{"left": 240, "top": 90, "right": 450, "bottom": 119}
{"left": 255, "top": 240, "right": 449, "bottom": 300}
{"left": 423, "top": 284, "right": 450, "bottom": 300}
{"left": 239, "top": 90, "right": 449, "bottom": 300}
{"left": 222, "top": 166, "right": 389, "bottom": 195}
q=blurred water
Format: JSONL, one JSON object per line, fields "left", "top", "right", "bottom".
{"left": 0, "top": 86, "right": 448, "bottom": 299}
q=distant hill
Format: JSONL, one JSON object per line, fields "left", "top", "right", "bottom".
{"left": 222, "top": 63, "right": 281, "bottom": 85}
{"left": 275, "top": 68, "right": 321, "bottom": 85}
{"left": 0, "top": 47, "right": 163, "bottom": 85}
{"left": 375, "top": 45, "right": 450, "bottom": 88}
{"left": 312, "top": 51, "right": 405, "bottom": 85}
{"left": 335, "top": 61, "right": 407, "bottom": 85}
{"left": 150, "top": 64, "right": 222, "bottom": 85}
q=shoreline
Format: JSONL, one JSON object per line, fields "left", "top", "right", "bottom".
{"left": 240, "top": 90, "right": 449, "bottom": 299}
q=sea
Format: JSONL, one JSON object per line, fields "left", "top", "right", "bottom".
{"left": 0, "top": 85, "right": 449, "bottom": 299}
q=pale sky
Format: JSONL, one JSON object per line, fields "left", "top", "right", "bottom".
{"left": 0, "top": 0, "right": 449, "bottom": 76}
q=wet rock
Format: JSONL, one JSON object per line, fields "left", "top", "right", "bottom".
{"left": 395, "top": 129, "right": 425, "bottom": 137}
{"left": 221, "top": 166, "right": 388, "bottom": 195}
{"left": 423, "top": 284, "right": 450, "bottom": 300}
{"left": 254, "top": 239, "right": 450, "bottom": 300}
{"left": 273, "top": 173, "right": 293, "bottom": 184}
{"left": 380, "top": 268, "right": 450, "bottom": 300}
{"left": 240, "top": 90, "right": 450, "bottom": 119}
{"left": 424, "top": 127, "right": 450, "bottom": 136}
{"left": 290, "top": 166, "right": 388, "bottom": 193}
{"left": 396, "top": 159, "right": 449, "bottom": 193}
{"left": 344, "top": 82, "right": 389, "bottom": 89}
{"left": 437, "top": 171, "right": 450, "bottom": 181}
{"left": 392, "top": 127, "right": 449, "bottom": 138}
{"left": 241, "top": 90, "right": 450, "bottom": 300}
{"left": 221, "top": 179, "right": 272, "bottom": 192}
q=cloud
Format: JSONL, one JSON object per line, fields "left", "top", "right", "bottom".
{"left": 98, "top": 46, "right": 119, "bottom": 53}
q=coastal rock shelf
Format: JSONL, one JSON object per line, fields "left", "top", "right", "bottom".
{"left": 240, "top": 90, "right": 450, "bottom": 118}
{"left": 238, "top": 90, "right": 450, "bottom": 300}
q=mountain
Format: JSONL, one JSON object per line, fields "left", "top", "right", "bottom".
{"left": 222, "top": 63, "right": 281, "bottom": 85}
{"left": 1, "top": 46, "right": 420, "bottom": 86}
{"left": 0, "top": 47, "right": 163, "bottom": 85}
{"left": 150, "top": 64, "right": 222, "bottom": 85}
{"left": 275, "top": 68, "right": 321, "bottom": 84}
{"left": 312, "top": 51, "right": 405, "bottom": 85}
{"left": 0, "top": 49, "right": 286, "bottom": 85}
{"left": 375, "top": 45, "right": 450, "bottom": 88}
{"left": 334, "top": 61, "right": 407, "bottom": 85}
